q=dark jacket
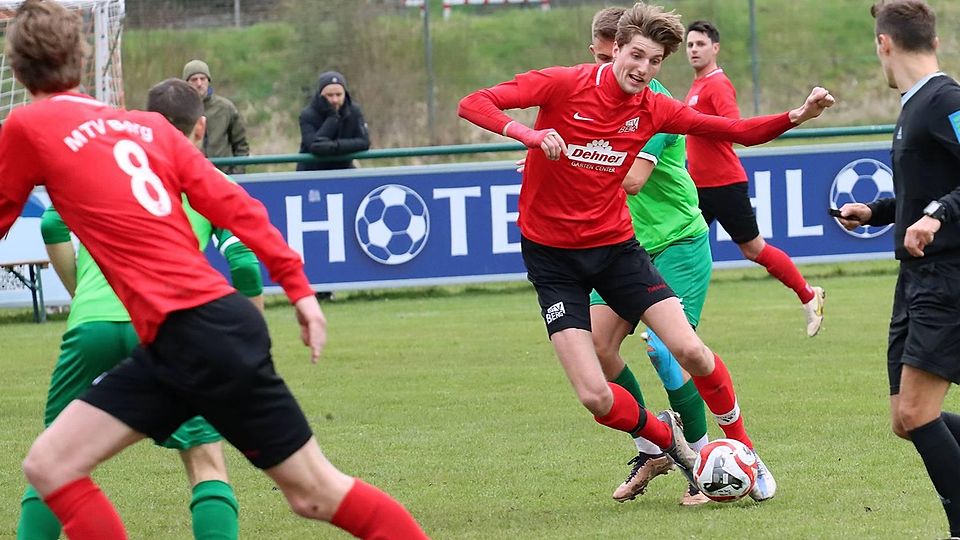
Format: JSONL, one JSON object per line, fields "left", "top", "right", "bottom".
{"left": 297, "top": 71, "right": 370, "bottom": 171}
{"left": 203, "top": 91, "right": 249, "bottom": 175}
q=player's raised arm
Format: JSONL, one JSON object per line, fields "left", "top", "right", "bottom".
{"left": 458, "top": 67, "right": 573, "bottom": 161}
{"left": 652, "top": 87, "right": 835, "bottom": 147}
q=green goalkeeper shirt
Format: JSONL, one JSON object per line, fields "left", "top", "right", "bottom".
{"left": 41, "top": 191, "right": 263, "bottom": 330}
{"left": 628, "top": 79, "right": 709, "bottom": 255}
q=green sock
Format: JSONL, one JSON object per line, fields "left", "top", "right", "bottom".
{"left": 17, "top": 485, "right": 61, "bottom": 540}
{"left": 613, "top": 364, "right": 646, "bottom": 408}
{"left": 667, "top": 379, "right": 708, "bottom": 444}
{"left": 190, "top": 480, "right": 239, "bottom": 540}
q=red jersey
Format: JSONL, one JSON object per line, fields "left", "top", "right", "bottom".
{"left": 458, "top": 64, "right": 794, "bottom": 248}
{"left": 684, "top": 68, "right": 749, "bottom": 187}
{"left": 0, "top": 93, "right": 313, "bottom": 343}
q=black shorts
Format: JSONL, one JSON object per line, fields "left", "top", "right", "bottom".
{"left": 521, "top": 235, "right": 675, "bottom": 336}
{"left": 887, "top": 260, "right": 960, "bottom": 395}
{"left": 697, "top": 183, "right": 761, "bottom": 245}
{"left": 80, "top": 292, "right": 313, "bottom": 469}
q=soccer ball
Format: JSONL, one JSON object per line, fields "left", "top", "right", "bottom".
{"left": 693, "top": 439, "right": 758, "bottom": 502}
{"left": 355, "top": 184, "right": 429, "bottom": 265}
{"left": 829, "top": 158, "right": 895, "bottom": 239}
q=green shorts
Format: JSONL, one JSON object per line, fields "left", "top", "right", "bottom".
{"left": 44, "top": 321, "right": 222, "bottom": 450}
{"left": 590, "top": 232, "right": 711, "bottom": 328}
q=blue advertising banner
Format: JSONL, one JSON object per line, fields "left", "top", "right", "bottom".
{"left": 1, "top": 141, "right": 895, "bottom": 306}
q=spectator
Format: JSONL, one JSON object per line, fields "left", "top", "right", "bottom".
{"left": 297, "top": 71, "right": 370, "bottom": 171}
{"left": 182, "top": 59, "right": 249, "bottom": 175}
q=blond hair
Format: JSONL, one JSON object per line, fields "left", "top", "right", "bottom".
{"left": 615, "top": 2, "right": 684, "bottom": 57}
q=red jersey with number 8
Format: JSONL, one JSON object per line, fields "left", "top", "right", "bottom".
{"left": 0, "top": 93, "right": 312, "bottom": 343}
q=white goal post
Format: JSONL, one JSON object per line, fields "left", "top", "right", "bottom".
{"left": 0, "top": 0, "right": 124, "bottom": 120}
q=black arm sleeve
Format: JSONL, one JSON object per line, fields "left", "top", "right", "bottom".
{"left": 336, "top": 108, "right": 369, "bottom": 153}
{"left": 298, "top": 113, "right": 318, "bottom": 152}
{"left": 866, "top": 198, "right": 897, "bottom": 225}
{"left": 313, "top": 114, "right": 340, "bottom": 141}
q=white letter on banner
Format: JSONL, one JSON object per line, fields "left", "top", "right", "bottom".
{"left": 786, "top": 169, "right": 822, "bottom": 237}
{"left": 433, "top": 187, "right": 481, "bottom": 256}
{"left": 491, "top": 184, "right": 521, "bottom": 254}
{"left": 718, "top": 172, "right": 773, "bottom": 241}
{"left": 285, "top": 194, "right": 345, "bottom": 262}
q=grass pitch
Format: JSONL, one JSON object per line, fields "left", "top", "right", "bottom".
{"left": 0, "top": 261, "right": 953, "bottom": 539}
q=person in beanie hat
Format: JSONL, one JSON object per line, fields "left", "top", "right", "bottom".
{"left": 297, "top": 71, "right": 370, "bottom": 171}
{"left": 183, "top": 59, "right": 249, "bottom": 175}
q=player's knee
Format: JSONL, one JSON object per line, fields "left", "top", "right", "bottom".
{"left": 890, "top": 419, "right": 911, "bottom": 440}
{"left": 669, "top": 341, "right": 709, "bottom": 373}
{"left": 286, "top": 492, "right": 337, "bottom": 521}
{"left": 894, "top": 400, "right": 933, "bottom": 433}
{"left": 576, "top": 385, "right": 613, "bottom": 416}
{"left": 22, "top": 446, "right": 67, "bottom": 489}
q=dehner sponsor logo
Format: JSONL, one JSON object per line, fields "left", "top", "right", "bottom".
{"left": 566, "top": 139, "right": 627, "bottom": 167}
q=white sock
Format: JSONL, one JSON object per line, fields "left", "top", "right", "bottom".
{"left": 633, "top": 436, "right": 662, "bottom": 455}
{"left": 689, "top": 434, "right": 709, "bottom": 453}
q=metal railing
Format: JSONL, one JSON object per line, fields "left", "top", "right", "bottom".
{"left": 210, "top": 124, "right": 896, "bottom": 168}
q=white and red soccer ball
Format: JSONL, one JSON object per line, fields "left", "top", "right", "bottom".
{"left": 693, "top": 438, "right": 758, "bottom": 502}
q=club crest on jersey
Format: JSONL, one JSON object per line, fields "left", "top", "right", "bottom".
{"left": 566, "top": 139, "right": 627, "bottom": 168}
{"left": 618, "top": 117, "right": 639, "bottom": 134}
{"left": 688, "top": 95, "right": 699, "bottom": 106}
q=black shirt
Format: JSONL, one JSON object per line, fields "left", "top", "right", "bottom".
{"left": 868, "top": 74, "right": 960, "bottom": 263}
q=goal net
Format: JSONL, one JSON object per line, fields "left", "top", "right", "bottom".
{"left": 0, "top": 0, "right": 124, "bottom": 121}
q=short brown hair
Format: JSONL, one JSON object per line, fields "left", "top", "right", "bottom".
{"left": 592, "top": 7, "right": 626, "bottom": 42}
{"left": 871, "top": 0, "right": 936, "bottom": 53}
{"left": 5, "top": 0, "right": 87, "bottom": 94}
{"left": 616, "top": 2, "right": 684, "bottom": 57}
{"left": 146, "top": 79, "right": 204, "bottom": 136}
{"left": 686, "top": 20, "right": 720, "bottom": 43}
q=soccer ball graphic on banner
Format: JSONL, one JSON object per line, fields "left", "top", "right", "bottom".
{"left": 693, "top": 438, "right": 758, "bottom": 502}
{"left": 829, "top": 158, "right": 895, "bottom": 239}
{"left": 355, "top": 184, "right": 430, "bottom": 265}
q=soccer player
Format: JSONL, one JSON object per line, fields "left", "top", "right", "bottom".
{"left": 0, "top": 2, "right": 427, "bottom": 539}
{"left": 837, "top": 2, "right": 960, "bottom": 537}
{"left": 586, "top": 6, "right": 711, "bottom": 506}
{"left": 684, "top": 20, "right": 826, "bottom": 337}
{"left": 16, "top": 78, "right": 266, "bottom": 540}
{"left": 459, "top": 1, "right": 833, "bottom": 500}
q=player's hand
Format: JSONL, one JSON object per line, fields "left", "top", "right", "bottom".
{"left": 294, "top": 295, "right": 327, "bottom": 363}
{"left": 789, "top": 87, "right": 835, "bottom": 124}
{"left": 538, "top": 130, "right": 568, "bottom": 161}
{"left": 836, "top": 203, "right": 871, "bottom": 231}
{"left": 504, "top": 121, "right": 567, "bottom": 160}
{"left": 904, "top": 215, "right": 942, "bottom": 257}
{"left": 515, "top": 156, "right": 526, "bottom": 173}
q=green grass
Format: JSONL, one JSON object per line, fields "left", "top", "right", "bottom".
{"left": 0, "top": 262, "right": 955, "bottom": 538}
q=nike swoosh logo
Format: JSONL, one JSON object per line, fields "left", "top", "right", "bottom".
{"left": 573, "top": 112, "right": 594, "bottom": 121}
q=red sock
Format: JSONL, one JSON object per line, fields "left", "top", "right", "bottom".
{"left": 692, "top": 355, "right": 753, "bottom": 448}
{"left": 594, "top": 383, "right": 671, "bottom": 448}
{"left": 44, "top": 477, "right": 127, "bottom": 540}
{"left": 755, "top": 244, "right": 814, "bottom": 303}
{"left": 331, "top": 479, "right": 428, "bottom": 540}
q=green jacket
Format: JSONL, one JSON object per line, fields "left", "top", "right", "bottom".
{"left": 203, "top": 92, "right": 249, "bottom": 174}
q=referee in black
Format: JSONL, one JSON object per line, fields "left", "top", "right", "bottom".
{"left": 839, "top": 2, "right": 960, "bottom": 538}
